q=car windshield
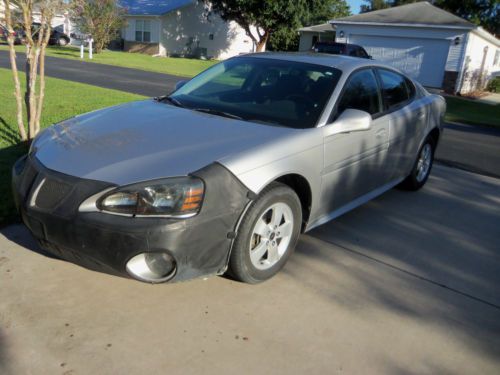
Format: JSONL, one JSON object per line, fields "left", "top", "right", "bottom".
{"left": 169, "top": 57, "right": 342, "bottom": 129}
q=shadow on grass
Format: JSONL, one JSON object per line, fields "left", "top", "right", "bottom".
{"left": 0, "top": 117, "right": 21, "bottom": 145}
{"left": 49, "top": 51, "right": 78, "bottom": 58}
{"left": 0, "top": 137, "right": 28, "bottom": 228}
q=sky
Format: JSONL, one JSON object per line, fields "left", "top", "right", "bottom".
{"left": 347, "top": 0, "right": 364, "bottom": 14}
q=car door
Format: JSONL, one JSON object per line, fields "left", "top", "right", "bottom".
{"left": 318, "top": 68, "right": 391, "bottom": 219}
{"left": 376, "top": 69, "right": 425, "bottom": 180}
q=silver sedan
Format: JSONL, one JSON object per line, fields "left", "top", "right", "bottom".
{"left": 12, "top": 53, "right": 445, "bottom": 284}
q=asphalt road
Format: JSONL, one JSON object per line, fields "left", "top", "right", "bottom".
{"left": 1, "top": 50, "right": 499, "bottom": 177}
{"left": 1, "top": 165, "right": 499, "bottom": 374}
{"left": 0, "top": 50, "right": 180, "bottom": 97}
{"left": 436, "top": 123, "right": 500, "bottom": 178}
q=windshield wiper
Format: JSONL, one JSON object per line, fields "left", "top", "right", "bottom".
{"left": 192, "top": 108, "right": 243, "bottom": 120}
{"left": 243, "top": 118, "right": 285, "bottom": 127}
{"left": 156, "top": 95, "right": 184, "bottom": 108}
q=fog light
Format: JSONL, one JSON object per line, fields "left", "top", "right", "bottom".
{"left": 126, "top": 252, "right": 176, "bottom": 283}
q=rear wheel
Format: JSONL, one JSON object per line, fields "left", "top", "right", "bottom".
{"left": 58, "top": 37, "right": 68, "bottom": 46}
{"left": 399, "top": 137, "right": 435, "bottom": 190}
{"left": 228, "top": 183, "right": 301, "bottom": 284}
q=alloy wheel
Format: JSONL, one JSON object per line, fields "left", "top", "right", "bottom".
{"left": 416, "top": 143, "right": 432, "bottom": 182}
{"left": 249, "top": 202, "right": 294, "bottom": 270}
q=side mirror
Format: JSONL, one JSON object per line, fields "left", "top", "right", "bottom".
{"left": 175, "top": 80, "right": 188, "bottom": 91}
{"left": 325, "top": 109, "right": 372, "bottom": 136}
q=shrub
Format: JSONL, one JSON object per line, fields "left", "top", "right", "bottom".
{"left": 486, "top": 77, "right": 500, "bottom": 93}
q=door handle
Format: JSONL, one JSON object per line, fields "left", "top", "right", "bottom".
{"left": 417, "top": 111, "right": 426, "bottom": 119}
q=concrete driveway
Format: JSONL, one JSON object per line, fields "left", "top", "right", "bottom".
{"left": 1, "top": 165, "right": 499, "bottom": 375}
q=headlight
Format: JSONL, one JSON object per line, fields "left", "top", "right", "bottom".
{"left": 93, "top": 177, "right": 204, "bottom": 217}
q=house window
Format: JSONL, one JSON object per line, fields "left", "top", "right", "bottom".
{"left": 494, "top": 50, "right": 500, "bottom": 66}
{"left": 135, "top": 20, "right": 151, "bottom": 42}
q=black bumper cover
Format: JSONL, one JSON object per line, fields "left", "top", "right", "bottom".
{"left": 12, "top": 155, "right": 251, "bottom": 282}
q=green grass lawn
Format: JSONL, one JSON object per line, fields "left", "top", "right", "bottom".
{"left": 0, "top": 44, "right": 217, "bottom": 77}
{"left": 0, "top": 68, "right": 145, "bottom": 227}
{"left": 445, "top": 96, "right": 500, "bottom": 128}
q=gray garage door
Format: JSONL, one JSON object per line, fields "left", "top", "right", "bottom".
{"left": 349, "top": 35, "right": 450, "bottom": 88}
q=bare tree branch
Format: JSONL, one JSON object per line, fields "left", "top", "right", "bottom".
{"left": 2, "top": 0, "right": 27, "bottom": 141}
{"left": 3, "top": 0, "right": 63, "bottom": 141}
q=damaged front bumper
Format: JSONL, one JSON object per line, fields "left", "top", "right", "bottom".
{"left": 12, "top": 155, "right": 251, "bottom": 283}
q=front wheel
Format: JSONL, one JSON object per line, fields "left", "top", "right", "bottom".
{"left": 58, "top": 38, "right": 68, "bottom": 46}
{"left": 228, "top": 183, "right": 302, "bottom": 284}
{"left": 399, "top": 138, "right": 435, "bottom": 190}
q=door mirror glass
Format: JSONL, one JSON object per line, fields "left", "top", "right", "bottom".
{"left": 175, "top": 80, "right": 189, "bottom": 91}
{"left": 326, "top": 109, "right": 372, "bottom": 135}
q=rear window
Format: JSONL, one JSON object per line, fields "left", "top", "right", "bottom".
{"left": 314, "top": 44, "right": 345, "bottom": 54}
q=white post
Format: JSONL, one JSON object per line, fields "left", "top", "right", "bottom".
{"left": 89, "top": 38, "right": 93, "bottom": 59}
{"left": 80, "top": 43, "right": 84, "bottom": 59}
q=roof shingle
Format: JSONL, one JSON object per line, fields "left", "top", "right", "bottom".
{"left": 331, "top": 2, "right": 475, "bottom": 29}
{"left": 119, "top": 0, "right": 194, "bottom": 16}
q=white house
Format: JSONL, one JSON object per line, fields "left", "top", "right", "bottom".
{"left": 119, "top": 0, "right": 255, "bottom": 59}
{"left": 0, "top": 3, "right": 72, "bottom": 35}
{"left": 324, "top": 2, "right": 499, "bottom": 94}
{"left": 298, "top": 23, "right": 336, "bottom": 52}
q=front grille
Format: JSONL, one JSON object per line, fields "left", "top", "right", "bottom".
{"left": 19, "top": 160, "right": 38, "bottom": 198}
{"left": 15, "top": 155, "right": 114, "bottom": 217}
{"left": 35, "top": 178, "right": 73, "bottom": 211}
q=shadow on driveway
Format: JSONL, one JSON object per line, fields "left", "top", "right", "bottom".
{"left": 286, "top": 165, "right": 500, "bottom": 364}
{"left": 2, "top": 165, "right": 499, "bottom": 373}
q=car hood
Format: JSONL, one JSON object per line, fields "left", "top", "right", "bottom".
{"left": 32, "top": 100, "right": 298, "bottom": 185}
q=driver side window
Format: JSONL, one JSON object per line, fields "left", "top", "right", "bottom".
{"left": 336, "top": 69, "right": 381, "bottom": 118}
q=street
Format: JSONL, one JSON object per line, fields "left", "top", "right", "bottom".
{"left": 1, "top": 165, "right": 499, "bottom": 374}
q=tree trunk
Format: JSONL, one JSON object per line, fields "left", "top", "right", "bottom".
{"left": 25, "top": 46, "right": 40, "bottom": 139}
{"left": 3, "top": 0, "right": 27, "bottom": 141}
{"left": 35, "top": 12, "right": 52, "bottom": 134}
{"left": 35, "top": 19, "right": 52, "bottom": 134}
{"left": 21, "top": 2, "right": 42, "bottom": 140}
{"left": 256, "top": 32, "right": 269, "bottom": 52}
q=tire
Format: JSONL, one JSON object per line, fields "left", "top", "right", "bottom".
{"left": 58, "top": 38, "right": 68, "bottom": 46}
{"left": 228, "top": 182, "right": 302, "bottom": 284}
{"left": 399, "top": 136, "right": 436, "bottom": 191}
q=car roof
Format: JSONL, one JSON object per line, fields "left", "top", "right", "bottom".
{"left": 242, "top": 52, "right": 384, "bottom": 74}
{"left": 315, "top": 42, "right": 362, "bottom": 48}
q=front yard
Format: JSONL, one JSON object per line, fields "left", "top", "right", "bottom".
{"left": 0, "top": 68, "right": 145, "bottom": 227}
{"left": 0, "top": 44, "right": 217, "bottom": 77}
{"left": 445, "top": 96, "right": 500, "bottom": 128}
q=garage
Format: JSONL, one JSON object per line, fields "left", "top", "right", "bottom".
{"left": 325, "top": 2, "right": 499, "bottom": 93}
{"left": 348, "top": 35, "right": 450, "bottom": 87}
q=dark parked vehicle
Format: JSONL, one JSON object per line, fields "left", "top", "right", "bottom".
{"left": 32, "top": 23, "right": 71, "bottom": 46}
{"left": 0, "top": 23, "right": 70, "bottom": 46}
{"left": 0, "top": 23, "right": 23, "bottom": 44}
{"left": 313, "top": 42, "right": 371, "bottom": 59}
